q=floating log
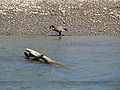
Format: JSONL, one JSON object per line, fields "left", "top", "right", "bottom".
{"left": 24, "top": 48, "right": 69, "bottom": 68}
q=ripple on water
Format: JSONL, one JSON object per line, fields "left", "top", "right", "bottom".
{"left": 0, "top": 36, "right": 120, "bottom": 89}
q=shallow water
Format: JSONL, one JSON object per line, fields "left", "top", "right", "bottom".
{"left": 0, "top": 36, "right": 120, "bottom": 90}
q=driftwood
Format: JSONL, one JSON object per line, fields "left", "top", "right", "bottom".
{"left": 24, "top": 48, "right": 69, "bottom": 68}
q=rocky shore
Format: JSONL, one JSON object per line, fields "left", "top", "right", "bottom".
{"left": 0, "top": 0, "right": 120, "bottom": 36}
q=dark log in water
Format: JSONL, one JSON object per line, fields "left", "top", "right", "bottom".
{"left": 24, "top": 48, "right": 69, "bottom": 68}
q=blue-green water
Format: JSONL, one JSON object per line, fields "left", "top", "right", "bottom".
{"left": 0, "top": 36, "right": 120, "bottom": 90}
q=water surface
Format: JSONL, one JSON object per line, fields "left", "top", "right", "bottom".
{"left": 0, "top": 36, "right": 120, "bottom": 90}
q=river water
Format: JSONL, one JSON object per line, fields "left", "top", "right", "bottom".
{"left": 0, "top": 36, "right": 120, "bottom": 90}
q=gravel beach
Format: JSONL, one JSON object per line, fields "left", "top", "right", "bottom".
{"left": 0, "top": 0, "right": 120, "bottom": 36}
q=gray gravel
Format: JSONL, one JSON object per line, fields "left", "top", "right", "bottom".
{"left": 0, "top": 0, "right": 120, "bottom": 36}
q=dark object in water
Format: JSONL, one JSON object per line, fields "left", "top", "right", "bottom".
{"left": 49, "top": 25, "right": 68, "bottom": 36}
{"left": 24, "top": 48, "right": 68, "bottom": 68}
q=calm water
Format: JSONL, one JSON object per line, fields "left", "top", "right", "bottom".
{"left": 0, "top": 36, "right": 120, "bottom": 90}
